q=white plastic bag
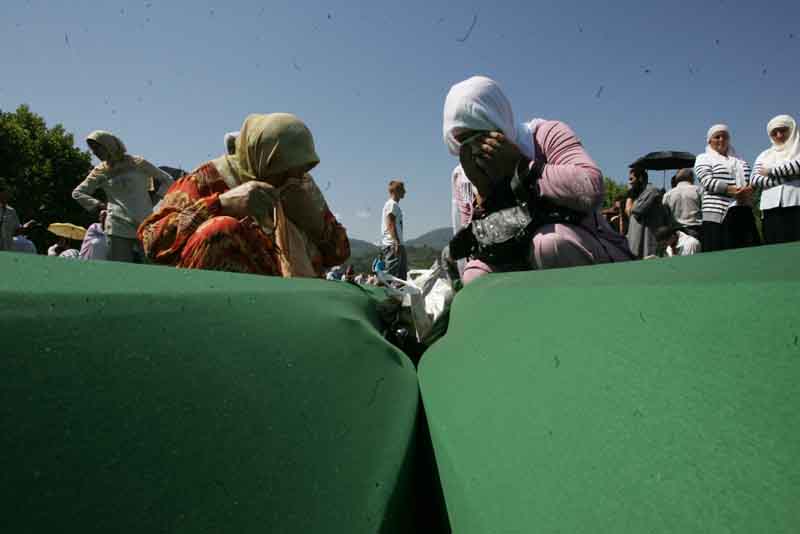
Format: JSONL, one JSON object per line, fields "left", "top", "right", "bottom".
{"left": 378, "top": 261, "right": 457, "bottom": 343}
{"left": 425, "top": 277, "right": 454, "bottom": 321}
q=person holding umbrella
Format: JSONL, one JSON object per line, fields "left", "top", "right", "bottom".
{"left": 47, "top": 223, "right": 85, "bottom": 259}
{"left": 625, "top": 167, "right": 670, "bottom": 258}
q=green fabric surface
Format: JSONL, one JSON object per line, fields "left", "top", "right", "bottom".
{"left": 419, "top": 243, "right": 800, "bottom": 534}
{"left": 0, "top": 253, "right": 419, "bottom": 533}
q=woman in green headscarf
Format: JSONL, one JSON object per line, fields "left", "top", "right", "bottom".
{"left": 73, "top": 130, "right": 174, "bottom": 262}
{"left": 138, "top": 113, "right": 350, "bottom": 276}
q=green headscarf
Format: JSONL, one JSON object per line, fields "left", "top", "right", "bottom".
{"left": 227, "top": 113, "right": 320, "bottom": 185}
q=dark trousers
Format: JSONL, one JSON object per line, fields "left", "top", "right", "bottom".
{"left": 382, "top": 244, "right": 408, "bottom": 280}
{"left": 702, "top": 207, "right": 761, "bottom": 253}
{"left": 763, "top": 206, "right": 800, "bottom": 245}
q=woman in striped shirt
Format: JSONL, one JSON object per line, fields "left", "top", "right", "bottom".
{"left": 750, "top": 115, "right": 800, "bottom": 244}
{"left": 693, "top": 124, "right": 760, "bottom": 252}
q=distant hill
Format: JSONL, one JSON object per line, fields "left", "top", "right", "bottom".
{"left": 349, "top": 238, "right": 380, "bottom": 258}
{"left": 406, "top": 227, "right": 452, "bottom": 250}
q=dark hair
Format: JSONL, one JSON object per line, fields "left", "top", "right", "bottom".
{"left": 226, "top": 135, "right": 237, "bottom": 155}
{"left": 655, "top": 225, "right": 677, "bottom": 243}
{"left": 629, "top": 167, "right": 648, "bottom": 182}
{"left": 675, "top": 168, "right": 694, "bottom": 185}
{"left": 0, "top": 178, "right": 8, "bottom": 191}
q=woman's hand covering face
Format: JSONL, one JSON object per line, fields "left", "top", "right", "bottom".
{"left": 476, "top": 132, "right": 523, "bottom": 179}
{"left": 459, "top": 135, "right": 493, "bottom": 200}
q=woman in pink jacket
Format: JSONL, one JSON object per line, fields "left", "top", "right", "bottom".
{"left": 444, "top": 76, "right": 632, "bottom": 284}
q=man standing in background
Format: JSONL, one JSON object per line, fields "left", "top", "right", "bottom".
{"left": 663, "top": 168, "right": 703, "bottom": 243}
{"left": 381, "top": 180, "right": 407, "bottom": 279}
{"left": 626, "top": 168, "right": 669, "bottom": 258}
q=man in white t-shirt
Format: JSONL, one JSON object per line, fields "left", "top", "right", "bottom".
{"left": 380, "top": 180, "right": 407, "bottom": 279}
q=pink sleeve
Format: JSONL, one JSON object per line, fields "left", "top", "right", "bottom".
{"left": 534, "top": 121, "right": 604, "bottom": 213}
{"left": 451, "top": 166, "right": 474, "bottom": 230}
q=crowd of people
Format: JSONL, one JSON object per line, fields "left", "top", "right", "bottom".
{"left": 603, "top": 116, "right": 799, "bottom": 261}
{"left": 1, "top": 77, "right": 798, "bottom": 287}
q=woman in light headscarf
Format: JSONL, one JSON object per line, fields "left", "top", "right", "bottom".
{"left": 694, "top": 124, "right": 760, "bottom": 252}
{"left": 139, "top": 113, "right": 350, "bottom": 277}
{"left": 750, "top": 115, "right": 800, "bottom": 244}
{"left": 73, "top": 131, "right": 174, "bottom": 262}
{"left": 443, "top": 76, "right": 632, "bottom": 283}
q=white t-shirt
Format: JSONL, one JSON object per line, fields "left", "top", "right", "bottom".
{"left": 666, "top": 231, "right": 701, "bottom": 257}
{"left": 381, "top": 198, "right": 403, "bottom": 247}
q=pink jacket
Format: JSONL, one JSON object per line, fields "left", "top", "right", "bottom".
{"left": 452, "top": 120, "right": 631, "bottom": 262}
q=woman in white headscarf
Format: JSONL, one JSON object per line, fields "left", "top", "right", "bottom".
{"left": 750, "top": 115, "right": 800, "bottom": 244}
{"left": 73, "top": 131, "right": 174, "bottom": 262}
{"left": 443, "top": 76, "right": 631, "bottom": 283}
{"left": 693, "top": 124, "right": 760, "bottom": 252}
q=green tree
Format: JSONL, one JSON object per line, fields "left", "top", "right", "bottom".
{"left": 0, "top": 105, "right": 95, "bottom": 250}
{"left": 603, "top": 176, "right": 627, "bottom": 208}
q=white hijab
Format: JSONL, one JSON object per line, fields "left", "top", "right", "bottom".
{"left": 704, "top": 124, "right": 747, "bottom": 187}
{"left": 442, "top": 76, "right": 542, "bottom": 160}
{"left": 757, "top": 115, "right": 800, "bottom": 167}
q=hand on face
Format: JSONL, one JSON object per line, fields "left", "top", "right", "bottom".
{"left": 219, "top": 181, "right": 279, "bottom": 224}
{"left": 474, "top": 132, "right": 523, "bottom": 179}
{"left": 458, "top": 138, "right": 492, "bottom": 200}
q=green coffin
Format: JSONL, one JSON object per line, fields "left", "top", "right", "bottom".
{"left": 0, "top": 253, "right": 419, "bottom": 533}
{"left": 419, "top": 244, "right": 800, "bottom": 533}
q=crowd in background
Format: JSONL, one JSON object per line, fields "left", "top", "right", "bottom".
{"left": 1, "top": 77, "right": 798, "bottom": 288}
{"left": 602, "top": 116, "right": 800, "bottom": 261}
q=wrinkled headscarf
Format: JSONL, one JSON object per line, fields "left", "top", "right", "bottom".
{"left": 219, "top": 113, "right": 320, "bottom": 186}
{"left": 87, "top": 130, "right": 141, "bottom": 175}
{"left": 704, "top": 124, "right": 747, "bottom": 187}
{"left": 442, "top": 76, "right": 541, "bottom": 159}
{"left": 757, "top": 114, "right": 800, "bottom": 167}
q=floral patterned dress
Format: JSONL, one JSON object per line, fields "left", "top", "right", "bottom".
{"left": 138, "top": 162, "right": 349, "bottom": 277}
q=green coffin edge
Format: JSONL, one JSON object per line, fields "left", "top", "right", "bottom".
{"left": 1, "top": 253, "right": 419, "bottom": 533}
{"left": 420, "top": 243, "right": 800, "bottom": 534}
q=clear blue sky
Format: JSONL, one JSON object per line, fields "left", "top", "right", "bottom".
{"left": 2, "top": 0, "right": 798, "bottom": 241}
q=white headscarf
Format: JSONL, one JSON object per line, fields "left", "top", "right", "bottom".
{"left": 704, "top": 124, "right": 747, "bottom": 187}
{"left": 757, "top": 115, "right": 800, "bottom": 166}
{"left": 442, "top": 76, "right": 541, "bottom": 159}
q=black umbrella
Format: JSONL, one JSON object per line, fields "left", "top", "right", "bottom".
{"left": 630, "top": 151, "right": 696, "bottom": 171}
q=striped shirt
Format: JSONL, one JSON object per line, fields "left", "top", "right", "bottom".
{"left": 751, "top": 157, "right": 800, "bottom": 211}
{"left": 750, "top": 158, "right": 800, "bottom": 189}
{"left": 694, "top": 154, "right": 751, "bottom": 224}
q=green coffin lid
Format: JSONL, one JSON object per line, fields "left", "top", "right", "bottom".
{"left": 420, "top": 244, "right": 800, "bottom": 534}
{"left": 1, "top": 253, "right": 418, "bottom": 533}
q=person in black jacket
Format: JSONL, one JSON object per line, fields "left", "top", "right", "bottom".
{"left": 625, "top": 167, "right": 670, "bottom": 258}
